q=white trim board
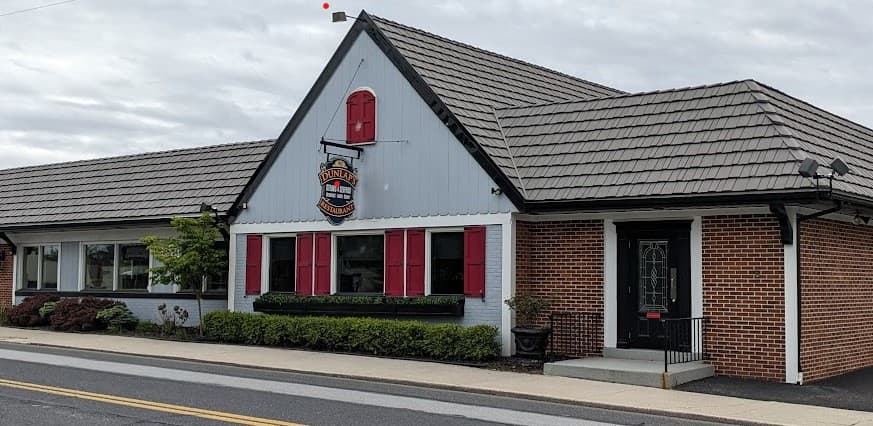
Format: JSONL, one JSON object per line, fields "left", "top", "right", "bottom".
{"left": 602, "top": 219, "right": 617, "bottom": 348}
{"left": 231, "top": 213, "right": 512, "bottom": 235}
{"left": 784, "top": 207, "right": 800, "bottom": 384}
{"left": 517, "top": 206, "right": 771, "bottom": 222}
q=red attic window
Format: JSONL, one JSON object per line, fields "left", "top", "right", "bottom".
{"left": 346, "top": 89, "right": 376, "bottom": 144}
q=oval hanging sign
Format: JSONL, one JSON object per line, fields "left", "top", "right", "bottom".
{"left": 317, "top": 157, "right": 358, "bottom": 225}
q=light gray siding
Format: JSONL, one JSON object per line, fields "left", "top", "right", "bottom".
{"left": 60, "top": 242, "right": 79, "bottom": 291}
{"left": 235, "top": 33, "right": 514, "bottom": 225}
{"left": 233, "top": 233, "right": 256, "bottom": 313}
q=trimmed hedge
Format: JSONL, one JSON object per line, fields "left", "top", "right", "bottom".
{"left": 202, "top": 312, "right": 500, "bottom": 361}
{"left": 256, "top": 294, "right": 464, "bottom": 305}
{"left": 7, "top": 294, "right": 60, "bottom": 327}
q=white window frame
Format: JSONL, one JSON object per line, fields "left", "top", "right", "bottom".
{"left": 332, "top": 230, "right": 385, "bottom": 295}
{"left": 79, "top": 241, "right": 152, "bottom": 292}
{"left": 425, "top": 228, "right": 465, "bottom": 296}
{"left": 262, "top": 234, "right": 298, "bottom": 294}
{"left": 18, "top": 244, "right": 61, "bottom": 291}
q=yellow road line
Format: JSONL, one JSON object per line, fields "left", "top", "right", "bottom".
{"left": 0, "top": 378, "right": 304, "bottom": 426}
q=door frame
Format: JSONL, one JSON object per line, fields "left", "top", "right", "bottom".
{"left": 603, "top": 217, "right": 704, "bottom": 349}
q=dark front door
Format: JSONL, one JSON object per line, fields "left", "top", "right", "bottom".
{"left": 616, "top": 221, "right": 691, "bottom": 349}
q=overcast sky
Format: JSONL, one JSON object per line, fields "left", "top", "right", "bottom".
{"left": 2, "top": 0, "right": 872, "bottom": 169}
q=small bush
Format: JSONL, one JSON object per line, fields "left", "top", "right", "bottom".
{"left": 50, "top": 297, "right": 119, "bottom": 332}
{"left": 7, "top": 294, "right": 60, "bottom": 327}
{"left": 157, "top": 304, "right": 189, "bottom": 335}
{"left": 96, "top": 305, "right": 138, "bottom": 332}
{"left": 39, "top": 301, "right": 58, "bottom": 318}
{"left": 0, "top": 305, "right": 8, "bottom": 326}
{"left": 202, "top": 312, "right": 500, "bottom": 361}
{"left": 135, "top": 321, "right": 160, "bottom": 334}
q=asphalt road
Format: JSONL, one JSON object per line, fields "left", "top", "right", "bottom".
{"left": 0, "top": 343, "right": 725, "bottom": 426}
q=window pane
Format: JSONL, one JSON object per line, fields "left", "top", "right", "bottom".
{"left": 206, "top": 241, "right": 229, "bottom": 292}
{"left": 431, "top": 232, "right": 464, "bottom": 295}
{"left": 23, "top": 247, "right": 39, "bottom": 289}
{"left": 337, "top": 235, "right": 384, "bottom": 294}
{"left": 118, "top": 244, "right": 149, "bottom": 290}
{"left": 269, "top": 238, "right": 295, "bottom": 292}
{"left": 41, "top": 245, "right": 59, "bottom": 289}
{"left": 85, "top": 244, "right": 115, "bottom": 290}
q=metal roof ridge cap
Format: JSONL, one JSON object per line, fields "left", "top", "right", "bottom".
{"left": 742, "top": 80, "right": 807, "bottom": 162}
{"left": 491, "top": 107, "right": 528, "bottom": 199}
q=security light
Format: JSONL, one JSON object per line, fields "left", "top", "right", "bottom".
{"left": 798, "top": 158, "right": 819, "bottom": 178}
{"left": 830, "top": 158, "right": 850, "bottom": 176}
{"left": 200, "top": 202, "right": 217, "bottom": 213}
{"left": 853, "top": 214, "right": 870, "bottom": 226}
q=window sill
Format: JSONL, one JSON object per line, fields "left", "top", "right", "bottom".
{"left": 15, "top": 289, "right": 228, "bottom": 300}
{"left": 253, "top": 298, "right": 465, "bottom": 317}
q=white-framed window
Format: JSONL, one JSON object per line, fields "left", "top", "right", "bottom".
{"left": 426, "top": 229, "right": 464, "bottom": 295}
{"left": 266, "top": 235, "right": 297, "bottom": 293}
{"left": 20, "top": 244, "right": 60, "bottom": 290}
{"left": 334, "top": 231, "right": 384, "bottom": 294}
{"left": 80, "top": 242, "right": 150, "bottom": 291}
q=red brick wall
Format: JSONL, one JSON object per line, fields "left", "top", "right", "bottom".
{"left": 516, "top": 220, "right": 604, "bottom": 356}
{"left": 702, "top": 215, "right": 785, "bottom": 381}
{"left": 800, "top": 218, "right": 873, "bottom": 382}
{"left": 0, "top": 245, "right": 11, "bottom": 311}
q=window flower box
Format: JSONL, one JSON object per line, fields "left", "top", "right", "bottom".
{"left": 252, "top": 294, "right": 464, "bottom": 317}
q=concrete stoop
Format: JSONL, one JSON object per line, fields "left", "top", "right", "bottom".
{"left": 544, "top": 350, "right": 714, "bottom": 389}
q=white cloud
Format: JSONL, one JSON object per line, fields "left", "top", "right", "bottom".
{"left": 1, "top": 0, "right": 872, "bottom": 169}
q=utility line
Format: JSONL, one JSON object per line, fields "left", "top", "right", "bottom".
{"left": 0, "top": 0, "right": 80, "bottom": 18}
{"left": 322, "top": 58, "right": 364, "bottom": 139}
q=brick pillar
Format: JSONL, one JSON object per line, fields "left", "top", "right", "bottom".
{"left": 0, "top": 244, "right": 12, "bottom": 310}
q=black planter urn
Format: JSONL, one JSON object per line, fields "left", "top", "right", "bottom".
{"left": 511, "top": 326, "right": 552, "bottom": 358}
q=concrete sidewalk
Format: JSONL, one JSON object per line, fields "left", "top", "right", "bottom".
{"left": 0, "top": 327, "right": 870, "bottom": 426}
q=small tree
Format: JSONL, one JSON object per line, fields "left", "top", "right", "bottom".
{"left": 142, "top": 213, "right": 226, "bottom": 336}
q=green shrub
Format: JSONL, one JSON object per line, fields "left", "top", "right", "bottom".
{"left": 202, "top": 312, "right": 500, "bottom": 361}
{"left": 50, "top": 297, "right": 119, "bottom": 332}
{"left": 96, "top": 305, "right": 138, "bottom": 332}
{"left": 39, "top": 301, "right": 58, "bottom": 318}
{"left": 0, "top": 305, "right": 8, "bottom": 326}
{"left": 7, "top": 294, "right": 60, "bottom": 327}
{"left": 256, "top": 294, "right": 463, "bottom": 305}
{"left": 135, "top": 321, "right": 160, "bottom": 334}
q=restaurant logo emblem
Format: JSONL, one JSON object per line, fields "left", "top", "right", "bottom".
{"left": 317, "top": 158, "right": 358, "bottom": 225}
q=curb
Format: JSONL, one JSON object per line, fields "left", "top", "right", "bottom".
{"left": 1, "top": 338, "right": 772, "bottom": 426}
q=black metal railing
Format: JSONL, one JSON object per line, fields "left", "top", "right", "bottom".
{"left": 661, "top": 316, "right": 707, "bottom": 372}
{"left": 548, "top": 312, "right": 603, "bottom": 360}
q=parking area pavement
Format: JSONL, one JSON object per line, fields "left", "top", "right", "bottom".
{"left": 678, "top": 366, "right": 873, "bottom": 412}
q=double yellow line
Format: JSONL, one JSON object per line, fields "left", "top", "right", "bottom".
{"left": 0, "top": 378, "right": 304, "bottom": 426}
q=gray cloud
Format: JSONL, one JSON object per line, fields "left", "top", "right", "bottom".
{"left": 1, "top": 0, "right": 872, "bottom": 169}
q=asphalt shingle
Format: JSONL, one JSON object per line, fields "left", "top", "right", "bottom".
{"left": 0, "top": 140, "right": 274, "bottom": 227}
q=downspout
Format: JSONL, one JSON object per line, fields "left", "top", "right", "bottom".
{"left": 794, "top": 200, "right": 842, "bottom": 384}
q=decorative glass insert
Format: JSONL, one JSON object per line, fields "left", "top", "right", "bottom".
{"left": 638, "top": 239, "right": 669, "bottom": 313}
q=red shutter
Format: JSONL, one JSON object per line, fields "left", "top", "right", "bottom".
{"left": 405, "top": 229, "right": 425, "bottom": 296}
{"left": 463, "top": 226, "right": 486, "bottom": 298}
{"left": 346, "top": 90, "right": 375, "bottom": 144}
{"left": 245, "top": 235, "right": 262, "bottom": 295}
{"left": 384, "top": 230, "right": 405, "bottom": 296}
{"left": 295, "top": 233, "right": 313, "bottom": 295}
{"left": 314, "top": 232, "right": 332, "bottom": 295}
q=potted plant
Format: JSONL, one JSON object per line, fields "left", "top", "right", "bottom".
{"left": 504, "top": 295, "right": 552, "bottom": 358}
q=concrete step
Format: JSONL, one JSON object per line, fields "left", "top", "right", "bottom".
{"left": 602, "top": 348, "right": 664, "bottom": 361}
{"left": 543, "top": 358, "right": 714, "bottom": 389}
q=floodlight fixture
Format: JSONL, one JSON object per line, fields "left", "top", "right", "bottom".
{"left": 830, "top": 158, "right": 850, "bottom": 176}
{"left": 798, "top": 158, "right": 819, "bottom": 178}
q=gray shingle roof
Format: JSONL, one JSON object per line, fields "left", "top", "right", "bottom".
{"left": 495, "top": 79, "right": 873, "bottom": 202}
{"left": 370, "top": 15, "right": 625, "bottom": 187}
{"left": 0, "top": 140, "right": 274, "bottom": 228}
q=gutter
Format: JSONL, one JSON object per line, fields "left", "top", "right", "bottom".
{"left": 0, "top": 232, "right": 16, "bottom": 254}
{"left": 793, "top": 200, "right": 842, "bottom": 384}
